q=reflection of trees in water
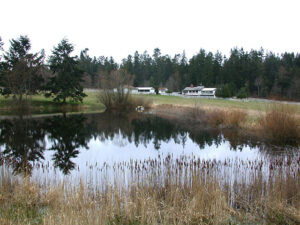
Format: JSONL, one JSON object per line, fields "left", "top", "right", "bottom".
{"left": 92, "top": 114, "right": 224, "bottom": 151}
{"left": 0, "top": 114, "right": 94, "bottom": 175}
{"left": 44, "top": 114, "right": 92, "bottom": 174}
{"left": 188, "top": 128, "right": 222, "bottom": 149}
{"left": 0, "top": 112, "right": 288, "bottom": 175}
{"left": 0, "top": 117, "right": 46, "bottom": 174}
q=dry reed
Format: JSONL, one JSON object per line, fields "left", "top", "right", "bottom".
{"left": 259, "top": 104, "right": 300, "bottom": 145}
{"left": 1, "top": 153, "right": 300, "bottom": 225}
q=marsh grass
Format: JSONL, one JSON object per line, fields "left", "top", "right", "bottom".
{"left": 154, "top": 105, "right": 248, "bottom": 129}
{"left": 259, "top": 104, "right": 300, "bottom": 145}
{"left": 1, "top": 153, "right": 300, "bottom": 225}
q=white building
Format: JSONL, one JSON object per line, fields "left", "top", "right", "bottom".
{"left": 113, "top": 86, "right": 155, "bottom": 94}
{"left": 159, "top": 87, "right": 168, "bottom": 94}
{"left": 200, "top": 88, "right": 217, "bottom": 97}
{"left": 182, "top": 85, "right": 216, "bottom": 97}
{"left": 133, "top": 87, "right": 155, "bottom": 94}
{"left": 182, "top": 85, "right": 204, "bottom": 96}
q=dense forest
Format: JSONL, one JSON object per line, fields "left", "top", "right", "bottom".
{"left": 80, "top": 47, "right": 300, "bottom": 100}
{"left": 1, "top": 35, "right": 300, "bottom": 100}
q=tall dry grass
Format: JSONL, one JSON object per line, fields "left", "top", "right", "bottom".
{"left": 259, "top": 104, "right": 300, "bottom": 145}
{"left": 1, "top": 153, "right": 300, "bottom": 225}
{"left": 205, "top": 109, "right": 247, "bottom": 128}
{"left": 154, "top": 105, "right": 248, "bottom": 128}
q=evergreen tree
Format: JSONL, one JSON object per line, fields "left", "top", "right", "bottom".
{"left": 46, "top": 39, "right": 86, "bottom": 103}
{"left": 1, "top": 35, "right": 45, "bottom": 101}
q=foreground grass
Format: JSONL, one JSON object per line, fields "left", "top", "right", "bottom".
{"left": 1, "top": 153, "right": 300, "bottom": 225}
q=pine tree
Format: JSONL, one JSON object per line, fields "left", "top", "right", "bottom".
{"left": 46, "top": 39, "right": 86, "bottom": 103}
{"left": 1, "top": 35, "right": 45, "bottom": 101}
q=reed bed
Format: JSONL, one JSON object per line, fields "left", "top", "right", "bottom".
{"left": 1, "top": 152, "right": 300, "bottom": 225}
{"left": 259, "top": 104, "right": 300, "bottom": 145}
{"left": 154, "top": 105, "right": 248, "bottom": 128}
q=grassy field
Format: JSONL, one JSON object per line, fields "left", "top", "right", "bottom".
{"left": 0, "top": 91, "right": 104, "bottom": 114}
{"left": 1, "top": 91, "right": 300, "bottom": 115}
{"left": 142, "top": 94, "right": 300, "bottom": 113}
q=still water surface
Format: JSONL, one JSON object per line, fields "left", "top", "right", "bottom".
{"left": 0, "top": 112, "right": 298, "bottom": 184}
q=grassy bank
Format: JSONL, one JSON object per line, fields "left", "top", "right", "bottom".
{"left": 1, "top": 154, "right": 299, "bottom": 225}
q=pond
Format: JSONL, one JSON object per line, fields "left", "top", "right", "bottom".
{"left": 0, "top": 112, "right": 299, "bottom": 188}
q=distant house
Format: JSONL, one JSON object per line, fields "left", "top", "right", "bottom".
{"left": 134, "top": 87, "right": 155, "bottom": 94}
{"left": 113, "top": 86, "right": 155, "bottom": 94}
{"left": 182, "top": 84, "right": 204, "bottom": 96}
{"left": 182, "top": 84, "right": 216, "bottom": 97}
{"left": 159, "top": 87, "right": 168, "bottom": 94}
{"left": 200, "top": 88, "right": 217, "bottom": 97}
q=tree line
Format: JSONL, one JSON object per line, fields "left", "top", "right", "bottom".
{"left": 1, "top": 35, "right": 300, "bottom": 101}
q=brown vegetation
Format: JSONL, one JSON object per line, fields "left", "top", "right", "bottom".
{"left": 154, "top": 105, "right": 247, "bottom": 128}
{"left": 1, "top": 153, "right": 300, "bottom": 225}
{"left": 259, "top": 104, "right": 300, "bottom": 145}
{"left": 98, "top": 69, "right": 152, "bottom": 112}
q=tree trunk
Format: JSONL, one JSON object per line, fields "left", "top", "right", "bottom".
{"left": 19, "top": 94, "right": 23, "bottom": 102}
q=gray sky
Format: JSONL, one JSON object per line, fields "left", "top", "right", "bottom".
{"left": 1, "top": 0, "right": 299, "bottom": 62}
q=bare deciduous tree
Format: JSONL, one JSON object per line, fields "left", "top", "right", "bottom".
{"left": 254, "top": 76, "right": 263, "bottom": 97}
{"left": 166, "top": 72, "right": 181, "bottom": 92}
{"left": 98, "top": 69, "right": 135, "bottom": 111}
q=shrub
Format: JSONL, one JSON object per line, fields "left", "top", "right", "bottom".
{"left": 215, "top": 84, "right": 234, "bottom": 98}
{"left": 259, "top": 104, "right": 300, "bottom": 145}
{"left": 99, "top": 91, "right": 152, "bottom": 112}
{"left": 236, "top": 87, "right": 249, "bottom": 99}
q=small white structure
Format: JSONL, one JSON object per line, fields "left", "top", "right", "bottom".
{"left": 201, "top": 88, "right": 217, "bottom": 97}
{"left": 134, "top": 87, "right": 155, "bottom": 94}
{"left": 113, "top": 86, "right": 155, "bottom": 94}
{"left": 159, "top": 87, "right": 168, "bottom": 94}
{"left": 182, "top": 85, "right": 204, "bottom": 96}
{"left": 113, "top": 86, "right": 136, "bottom": 93}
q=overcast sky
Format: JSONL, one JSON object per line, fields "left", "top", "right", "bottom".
{"left": 1, "top": 0, "right": 299, "bottom": 62}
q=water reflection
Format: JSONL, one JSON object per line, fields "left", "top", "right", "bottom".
{"left": 0, "top": 112, "right": 298, "bottom": 175}
{"left": 0, "top": 117, "right": 46, "bottom": 174}
{"left": 44, "top": 114, "right": 92, "bottom": 174}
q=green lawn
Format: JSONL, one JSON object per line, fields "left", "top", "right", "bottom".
{"left": 0, "top": 91, "right": 104, "bottom": 115}
{"left": 0, "top": 91, "right": 299, "bottom": 115}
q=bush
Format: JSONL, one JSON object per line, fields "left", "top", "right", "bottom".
{"left": 236, "top": 87, "right": 249, "bottom": 99}
{"left": 99, "top": 90, "right": 152, "bottom": 112}
{"left": 215, "top": 84, "right": 234, "bottom": 98}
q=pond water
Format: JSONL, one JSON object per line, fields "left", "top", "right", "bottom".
{"left": 0, "top": 112, "right": 299, "bottom": 186}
